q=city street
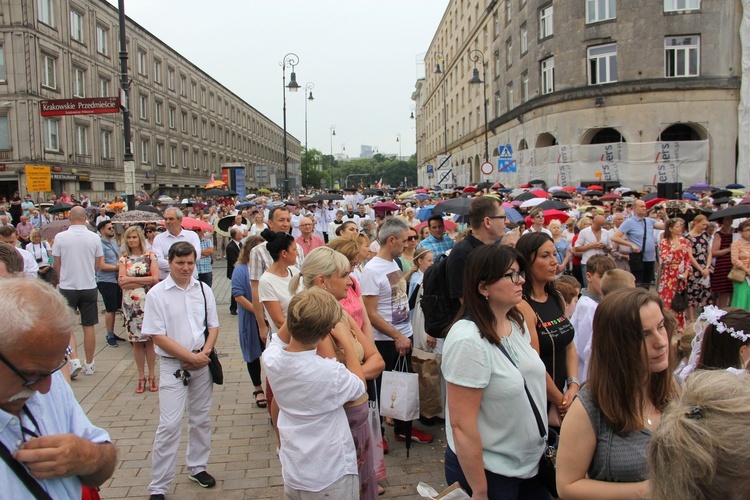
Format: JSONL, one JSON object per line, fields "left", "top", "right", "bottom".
{"left": 72, "top": 258, "right": 448, "bottom": 499}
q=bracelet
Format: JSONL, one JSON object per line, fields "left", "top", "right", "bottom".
{"left": 566, "top": 377, "right": 580, "bottom": 387}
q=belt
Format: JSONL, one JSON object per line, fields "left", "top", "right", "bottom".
{"left": 161, "top": 349, "right": 202, "bottom": 360}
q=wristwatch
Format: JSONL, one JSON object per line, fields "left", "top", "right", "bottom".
{"left": 566, "top": 377, "right": 580, "bottom": 387}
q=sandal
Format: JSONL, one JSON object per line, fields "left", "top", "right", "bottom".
{"left": 378, "top": 485, "right": 385, "bottom": 496}
{"left": 136, "top": 378, "right": 146, "bottom": 394}
{"left": 253, "top": 390, "right": 267, "bottom": 408}
{"left": 148, "top": 376, "right": 158, "bottom": 392}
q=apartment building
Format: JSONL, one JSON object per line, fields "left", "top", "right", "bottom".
{"left": 415, "top": 0, "right": 741, "bottom": 188}
{"left": 0, "top": 0, "right": 300, "bottom": 199}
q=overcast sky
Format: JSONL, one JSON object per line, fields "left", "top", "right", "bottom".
{"left": 107, "top": 0, "right": 449, "bottom": 159}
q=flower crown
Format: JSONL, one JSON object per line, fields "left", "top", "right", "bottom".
{"left": 694, "top": 305, "right": 749, "bottom": 343}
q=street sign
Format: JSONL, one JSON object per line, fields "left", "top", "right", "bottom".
{"left": 426, "top": 164, "right": 434, "bottom": 175}
{"left": 25, "top": 165, "right": 51, "bottom": 192}
{"left": 498, "top": 144, "right": 513, "bottom": 159}
{"left": 498, "top": 159, "right": 517, "bottom": 173}
{"left": 480, "top": 161, "right": 494, "bottom": 176}
{"left": 40, "top": 97, "right": 119, "bottom": 117}
{"left": 437, "top": 154, "right": 452, "bottom": 170}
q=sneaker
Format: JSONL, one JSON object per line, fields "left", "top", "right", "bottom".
{"left": 395, "top": 428, "right": 434, "bottom": 444}
{"left": 69, "top": 359, "right": 82, "bottom": 379}
{"left": 83, "top": 361, "right": 95, "bottom": 375}
{"left": 106, "top": 336, "right": 118, "bottom": 347}
{"left": 189, "top": 471, "right": 216, "bottom": 488}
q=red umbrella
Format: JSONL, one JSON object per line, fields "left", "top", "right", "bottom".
{"left": 492, "top": 182, "right": 505, "bottom": 189}
{"left": 543, "top": 209, "right": 571, "bottom": 226}
{"left": 599, "top": 193, "right": 622, "bottom": 202}
{"left": 181, "top": 216, "right": 213, "bottom": 232}
{"left": 530, "top": 189, "right": 549, "bottom": 199}
{"left": 739, "top": 197, "right": 750, "bottom": 206}
{"left": 520, "top": 183, "right": 532, "bottom": 188}
{"left": 414, "top": 219, "right": 457, "bottom": 232}
{"left": 414, "top": 188, "right": 429, "bottom": 194}
{"left": 561, "top": 186, "right": 578, "bottom": 192}
{"left": 463, "top": 186, "right": 477, "bottom": 193}
{"left": 372, "top": 202, "right": 400, "bottom": 215}
{"left": 587, "top": 184, "right": 604, "bottom": 191}
{"left": 645, "top": 197, "right": 668, "bottom": 210}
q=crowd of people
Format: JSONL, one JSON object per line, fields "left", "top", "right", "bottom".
{"left": 1, "top": 181, "right": 749, "bottom": 499}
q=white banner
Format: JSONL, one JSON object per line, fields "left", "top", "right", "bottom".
{"left": 493, "top": 140, "right": 709, "bottom": 188}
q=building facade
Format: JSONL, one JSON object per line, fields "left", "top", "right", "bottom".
{"left": 0, "top": 0, "right": 300, "bottom": 199}
{"left": 415, "top": 0, "right": 741, "bottom": 188}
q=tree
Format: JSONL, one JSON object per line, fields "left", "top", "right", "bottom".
{"left": 300, "top": 148, "right": 325, "bottom": 189}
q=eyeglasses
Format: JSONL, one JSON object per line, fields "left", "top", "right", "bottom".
{"left": 534, "top": 214, "right": 545, "bottom": 219}
{"left": 486, "top": 215, "right": 507, "bottom": 220}
{"left": 145, "top": 230, "right": 154, "bottom": 233}
{"left": 407, "top": 235, "right": 419, "bottom": 241}
{"left": 501, "top": 270, "right": 525, "bottom": 284}
{"left": 0, "top": 351, "right": 67, "bottom": 387}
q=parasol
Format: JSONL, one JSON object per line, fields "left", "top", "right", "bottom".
{"left": 552, "top": 191, "right": 572, "bottom": 199}
{"left": 435, "top": 197, "right": 473, "bottom": 215}
{"left": 513, "top": 192, "right": 537, "bottom": 202}
{"left": 181, "top": 217, "right": 213, "bottom": 232}
{"left": 311, "top": 193, "right": 344, "bottom": 201}
{"left": 520, "top": 198, "right": 546, "bottom": 209}
{"left": 111, "top": 210, "right": 164, "bottom": 224}
{"left": 204, "top": 188, "right": 230, "bottom": 197}
{"left": 414, "top": 219, "right": 457, "bottom": 232}
{"left": 536, "top": 199, "right": 570, "bottom": 211}
{"left": 708, "top": 204, "right": 750, "bottom": 221}
{"left": 38, "top": 219, "right": 96, "bottom": 239}
{"left": 372, "top": 202, "right": 400, "bottom": 216}
{"left": 47, "top": 203, "right": 73, "bottom": 214}
{"left": 106, "top": 202, "right": 126, "bottom": 210}
{"left": 217, "top": 215, "right": 249, "bottom": 233}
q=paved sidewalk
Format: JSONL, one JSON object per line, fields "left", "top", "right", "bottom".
{"left": 72, "top": 259, "right": 449, "bottom": 499}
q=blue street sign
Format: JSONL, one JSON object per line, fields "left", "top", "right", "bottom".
{"left": 426, "top": 164, "right": 434, "bottom": 174}
{"left": 498, "top": 159, "right": 517, "bottom": 173}
{"left": 498, "top": 144, "right": 513, "bottom": 159}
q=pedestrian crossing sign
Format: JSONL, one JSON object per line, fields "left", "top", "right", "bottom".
{"left": 498, "top": 144, "right": 513, "bottom": 159}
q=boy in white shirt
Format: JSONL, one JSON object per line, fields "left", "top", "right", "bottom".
{"left": 262, "top": 288, "right": 366, "bottom": 498}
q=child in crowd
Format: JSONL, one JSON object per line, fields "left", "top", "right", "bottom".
{"left": 556, "top": 281, "right": 579, "bottom": 318}
{"left": 600, "top": 268, "right": 636, "bottom": 297}
{"left": 262, "top": 288, "right": 366, "bottom": 498}
{"left": 571, "top": 255, "right": 616, "bottom": 383}
{"left": 556, "top": 274, "right": 582, "bottom": 295}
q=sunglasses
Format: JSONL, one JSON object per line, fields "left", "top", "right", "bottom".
{"left": 0, "top": 351, "right": 67, "bottom": 387}
{"left": 407, "top": 235, "right": 419, "bottom": 241}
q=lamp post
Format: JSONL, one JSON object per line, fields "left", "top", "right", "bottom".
{"left": 396, "top": 133, "right": 401, "bottom": 160}
{"left": 329, "top": 125, "right": 336, "bottom": 158}
{"left": 434, "top": 51, "right": 448, "bottom": 156}
{"left": 117, "top": 0, "right": 135, "bottom": 210}
{"left": 469, "top": 49, "right": 489, "bottom": 163}
{"left": 304, "top": 82, "right": 314, "bottom": 173}
{"left": 409, "top": 104, "right": 415, "bottom": 120}
{"left": 280, "top": 53, "right": 300, "bottom": 198}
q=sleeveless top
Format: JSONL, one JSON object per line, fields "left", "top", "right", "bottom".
{"left": 526, "top": 294, "right": 574, "bottom": 392}
{"left": 330, "top": 317, "right": 368, "bottom": 408}
{"left": 576, "top": 387, "right": 651, "bottom": 483}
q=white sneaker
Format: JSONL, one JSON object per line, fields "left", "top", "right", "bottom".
{"left": 69, "top": 359, "right": 82, "bottom": 379}
{"left": 83, "top": 361, "right": 95, "bottom": 375}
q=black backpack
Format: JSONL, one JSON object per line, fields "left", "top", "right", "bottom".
{"left": 419, "top": 253, "right": 460, "bottom": 338}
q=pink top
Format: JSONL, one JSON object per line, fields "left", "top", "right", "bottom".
{"left": 340, "top": 276, "right": 364, "bottom": 330}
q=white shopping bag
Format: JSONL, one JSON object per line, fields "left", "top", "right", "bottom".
{"left": 417, "top": 482, "right": 471, "bottom": 499}
{"left": 379, "top": 356, "right": 420, "bottom": 421}
{"left": 368, "top": 399, "right": 387, "bottom": 481}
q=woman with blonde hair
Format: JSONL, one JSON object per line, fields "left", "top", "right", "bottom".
{"left": 278, "top": 246, "right": 385, "bottom": 499}
{"left": 118, "top": 225, "right": 159, "bottom": 393}
{"left": 326, "top": 236, "right": 374, "bottom": 342}
{"left": 649, "top": 370, "right": 750, "bottom": 500}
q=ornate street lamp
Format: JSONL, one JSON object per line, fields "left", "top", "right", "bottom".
{"left": 280, "top": 53, "right": 300, "bottom": 197}
{"left": 469, "top": 49, "right": 490, "bottom": 163}
{"left": 434, "top": 51, "right": 448, "bottom": 156}
{"left": 304, "top": 82, "right": 314, "bottom": 172}
{"left": 330, "top": 125, "right": 336, "bottom": 157}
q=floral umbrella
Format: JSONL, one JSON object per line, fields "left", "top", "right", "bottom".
{"left": 38, "top": 219, "right": 96, "bottom": 239}
{"left": 111, "top": 210, "right": 164, "bottom": 224}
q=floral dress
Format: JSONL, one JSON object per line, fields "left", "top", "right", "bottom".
{"left": 658, "top": 237, "right": 690, "bottom": 333}
{"left": 119, "top": 252, "right": 154, "bottom": 342}
{"left": 686, "top": 232, "right": 711, "bottom": 308}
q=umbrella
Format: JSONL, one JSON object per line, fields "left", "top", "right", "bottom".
{"left": 400, "top": 199, "right": 418, "bottom": 206}
{"left": 508, "top": 189, "right": 529, "bottom": 199}
{"left": 363, "top": 196, "right": 384, "bottom": 205}
{"left": 727, "top": 183, "right": 746, "bottom": 190}
{"left": 520, "top": 197, "right": 546, "bottom": 209}
{"left": 711, "top": 197, "right": 732, "bottom": 206}
{"left": 537, "top": 199, "right": 570, "bottom": 211}
{"left": 440, "top": 188, "right": 455, "bottom": 195}
{"left": 362, "top": 189, "right": 385, "bottom": 196}
{"left": 311, "top": 193, "right": 344, "bottom": 201}
{"left": 543, "top": 209, "right": 571, "bottom": 226}
{"left": 552, "top": 191, "right": 572, "bottom": 199}
{"left": 245, "top": 194, "right": 257, "bottom": 200}
{"left": 663, "top": 200, "right": 700, "bottom": 215}
{"left": 204, "top": 180, "right": 226, "bottom": 189}
{"left": 682, "top": 193, "right": 699, "bottom": 201}
{"left": 578, "top": 205, "right": 606, "bottom": 214}
{"left": 599, "top": 193, "right": 621, "bottom": 202}
{"left": 217, "top": 215, "right": 249, "bottom": 233}
{"left": 398, "top": 191, "right": 417, "bottom": 199}
{"left": 685, "top": 183, "right": 715, "bottom": 193}
{"left": 514, "top": 192, "right": 537, "bottom": 202}
{"left": 561, "top": 186, "right": 578, "bottom": 192}
{"left": 106, "top": 202, "right": 127, "bottom": 210}
{"left": 584, "top": 190, "right": 604, "bottom": 197}
{"left": 372, "top": 202, "right": 400, "bottom": 215}
{"left": 710, "top": 189, "right": 733, "bottom": 199}
{"left": 436, "top": 197, "right": 473, "bottom": 215}
{"left": 547, "top": 186, "right": 563, "bottom": 193}
{"left": 414, "top": 219, "right": 458, "bottom": 232}
{"left": 645, "top": 198, "right": 668, "bottom": 209}
{"left": 111, "top": 210, "right": 164, "bottom": 224}
{"left": 136, "top": 204, "right": 162, "bottom": 214}
{"left": 38, "top": 219, "right": 96, "bottom": 239}
{"left": 415, "top": 193, "right": 431, "bottom": 201}
{"left": 729, "top": 189, "right": 746, "bottom": 197}
{"left": 257, "top": 188, "right": 271, "bottom": 195}
{"left": 586, "top": 184, "right": 603, "bottom": 191}
{"left": 530, "top": 189, "right": 549, "bottom": 199}
{"left": 181, "top": 216, "right": 213, "bottom": 232}
{"left": 463, "top": 186, "right": 477, "bottom": 194}
{"left": 204, "top": 188, "right": 229, "bottom": 197}
{"left": 641, "top": 193, "right": 659, "bottom": 202}
{"left": 739, "top": 197, "right": 750, "bottom": 206}
{"left": 416, "top": 205, "right": 436, "bottom": 221}
{"left": 47, "top": 203, "right": 73, "bottom": 214}
{"left": 708, "top": 204, "right": 750, "bottom": 221}
{"left": 503, "top": 206, "right": 524, "bottom": 224}
{"left": 235, "top": 201, "right": 256, "bottom": 210}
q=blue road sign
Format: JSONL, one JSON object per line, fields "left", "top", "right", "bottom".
{"left": 498, "top": 159, "right": 517, "bottom": 173}
{"left": 498, "top": 144, "right": 513, "bottom": 159}
{"left": 426, "top": 164, "right": 434, "bottom": 174}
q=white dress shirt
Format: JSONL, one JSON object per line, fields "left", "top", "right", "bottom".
{"left": 151, "top": 229, "right": 202, "bottom": 280}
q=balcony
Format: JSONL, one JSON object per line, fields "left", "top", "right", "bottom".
{"left": 0, "top": 149, "right": 12, "bottom": 161}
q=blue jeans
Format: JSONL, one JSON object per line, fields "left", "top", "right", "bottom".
{"left": 445, "top": 446, "right": 550, "bottom": 500}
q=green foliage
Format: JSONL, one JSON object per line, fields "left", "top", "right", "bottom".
{"left": 300, "top": 148, "right": 418, "bottom": 189}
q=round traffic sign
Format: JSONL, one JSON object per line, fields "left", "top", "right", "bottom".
{"left": 480, "top": 161, "right": 494, "bottom": 175}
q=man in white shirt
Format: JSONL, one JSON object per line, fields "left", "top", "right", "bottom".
{"left": 52, "top": 206, "right": 103, "bottom": 378}
{"left": 230, "top": 214, "right": 248, "bottom": 238}
{"left": 152, "top": 207, "right": 202, "bottom": 280}
{"left": 0, "top": 226, "right": 39, "bottom": 277}
{"left": 143, "top": 242, "right": 219, "bottom": 499}
{"left": 361, "top": 217, "right": 433, "bottom": 445}
{"left": 575, "top": 214, "right": 612, "bottom": 287}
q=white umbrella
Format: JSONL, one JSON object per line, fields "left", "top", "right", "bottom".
{"left": 520, "top": 197, "right": 546, "bottom": 208}
{"left": 614, "top": 187, "right": 632, "bottom": 194}
{"left": 509, "top": 188, "right": 529, "bottom": 199}
{"left": 363, "top": 196, "right": 383, "bottom": 205}
{"left": 547, "top": 186, "right": 563, "bottom": 193}
{"left": 245, "top": 194, "right": 257, "bottom": 200}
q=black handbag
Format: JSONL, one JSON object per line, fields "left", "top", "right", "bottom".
{"left": 199, "top": 283, "right": 223, "bottom": 385}
{"left": 497, "top": 343, "right": 558, "bottom": 497}
{"left": 671, "top": 287, "right": 689, "bottom": 313}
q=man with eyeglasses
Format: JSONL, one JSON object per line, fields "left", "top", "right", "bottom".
{"left": 152, "top": 207, "right": 202, "bottom": 281}
{"left": 0, "top": 278, "right": 116, "bottom": 498}
{"left": 295, "top": 216, "right": 324, "bottom": 256}
{"left": 96, "top": 220, "right": 124, "bottom": 348}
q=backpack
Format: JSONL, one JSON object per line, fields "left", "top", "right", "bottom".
{"left": 419, "top": 253, "right": 460, "bottom": 338}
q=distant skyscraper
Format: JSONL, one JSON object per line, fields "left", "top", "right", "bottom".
{"left": 360, "top": 145, "right": 374, "bottom": 158}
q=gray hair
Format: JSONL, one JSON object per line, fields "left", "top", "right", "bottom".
{"left": 163, "top": 207, "right": 184, "bottom": 220}
{"left": 0, "top": 278, "right": 76, "bottom": 350}
{"left": 378, "top": 216, "right": 409, "bottom": 245}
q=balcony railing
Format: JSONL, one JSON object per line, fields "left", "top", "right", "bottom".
{"left": 0, "top": 149, "right": 12, "bottom": 160}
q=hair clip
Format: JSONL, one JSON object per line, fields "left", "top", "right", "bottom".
{"left": 684, "top": 405, "right": 703, "bottom": 420}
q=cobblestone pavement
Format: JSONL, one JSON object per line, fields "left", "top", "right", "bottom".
{"left": 72, "top": 259, "right": 449, "bottom": 499}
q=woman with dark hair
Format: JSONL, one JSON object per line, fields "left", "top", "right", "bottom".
{"left": 336, "top": 220, "right": 359, "bottom": 237}
{"left": 711, "top": 216, "right": 735, "bottom": 307}
{"left": 443, "top": 244, "right": 549, "bottom": 499}
{"left": 258, "top": 229, "right": 302, "bottom": 337}
{"left": 691, "top": 307, "right": 750, "bottom": 372}
{"left": 557, "top": 288, "right": 677, "bottom": 498}
{"left": 516, "top": 232, "right": 578, "bottom": 428}
{"left": 685, "top": 215, "right": 712, "bottom": 320}
{"left": 657, "top": 218, "right": 690, "bottom": 334}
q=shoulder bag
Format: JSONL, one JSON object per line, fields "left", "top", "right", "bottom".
{"left": 0, "top": 440, "right": 53, "bottom": 499}
{"left": 199, "top": 282, "right": 223, "bottom": 385}
{"left": 496, "top": 342, "right": 558, "bottom": 497}
{"left": 728, "top": 266, "right": 747, "bottom": 283}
